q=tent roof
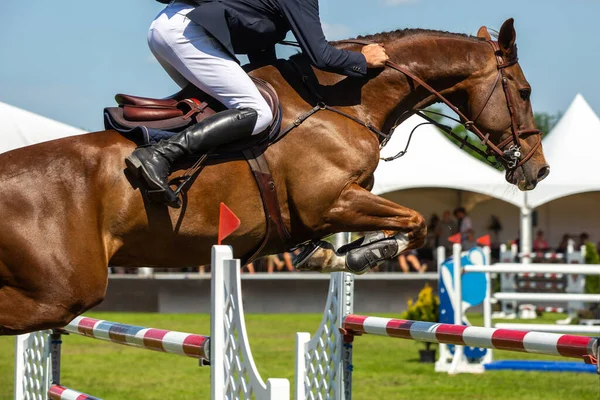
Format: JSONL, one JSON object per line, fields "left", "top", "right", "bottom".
{"left": 0, "top": 101, "right": 86, "bottom": 154}
{"left": 526, "top": 94, "right": 600, "bottom": 208}
{"left": 372, "top": 115, "right": 524, "bottom": 206}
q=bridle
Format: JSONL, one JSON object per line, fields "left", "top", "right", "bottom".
{"left": 337, "top": 39, "right": 543, "bottom": 170}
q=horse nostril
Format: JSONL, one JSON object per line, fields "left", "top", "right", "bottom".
{"left": 537, "top": 166, "right": 550, "bottom": 182}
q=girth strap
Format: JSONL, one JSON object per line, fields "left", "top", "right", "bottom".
{"left": 242, "top": 146, "right": 292, "bottom": 263}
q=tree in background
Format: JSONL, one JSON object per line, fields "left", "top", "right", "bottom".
{"left": 535, "top": 112, "right": 562, "bottom": 137}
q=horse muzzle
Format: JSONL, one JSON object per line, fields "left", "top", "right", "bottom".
{"left": 506, "top": 164, "right": 550, "bottom": 191}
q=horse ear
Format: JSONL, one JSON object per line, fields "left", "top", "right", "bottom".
{"left": 498, "top": 18, "right": 516, "bottom": 55}
{"left": 477, "top": 26, "right": 492, "bottom": 41}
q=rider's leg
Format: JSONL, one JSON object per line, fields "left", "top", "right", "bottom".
{"left": 128, "top": 4, "right": 273, "bottom": 207}
{"left": 147, "top": 4, "right": 273, "bottom": 133}
{"left": 126, "top": 108, "right": 258, "bottom": 207}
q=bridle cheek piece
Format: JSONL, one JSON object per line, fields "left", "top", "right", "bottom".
{"left": 485, "top": 41, "right": 542, "bottom": 169}
{"left": 341, "top": 39, "right": 542, "bottom": 170}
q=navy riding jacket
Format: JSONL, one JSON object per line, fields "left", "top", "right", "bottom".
{"left": 158, "top": 0, "right": 367, "bottom": 77}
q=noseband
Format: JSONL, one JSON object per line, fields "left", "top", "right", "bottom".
{"left": 342, "top": 39, "right": 542, "bottom": 170}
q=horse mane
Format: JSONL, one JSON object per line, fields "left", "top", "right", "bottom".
{"left": 335, "top": 28, "right": 486, "bottom": 44}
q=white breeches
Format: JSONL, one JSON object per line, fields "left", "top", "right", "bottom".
{"left": 148, "top": 2, "right": 273, "bottom": 135}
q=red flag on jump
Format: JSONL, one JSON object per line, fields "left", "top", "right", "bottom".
{"left": 477, "top": 234, "right": 491, "bottom": 247}
{"left": 448, "top": 233, "right": 462, "bottom": 244}
{"left": 218, "top": 203, "right": 241, "bottom": 245}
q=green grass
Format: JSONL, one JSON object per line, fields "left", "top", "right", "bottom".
{"left": 1, "top": 313, "right": 599, "bottom": 400}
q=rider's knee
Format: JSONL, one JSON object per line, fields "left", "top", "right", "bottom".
{"left": 251, "top": 102, "right": 274, "bottom": 135}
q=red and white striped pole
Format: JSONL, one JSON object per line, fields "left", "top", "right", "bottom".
{"left": 343, "top": 315, "right": 598, "bottom": 362}
{"left": 48, "top": 385, "right": 100, "bottom": 400}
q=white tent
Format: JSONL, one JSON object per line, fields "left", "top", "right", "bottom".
{"left": 373, "top": 114, "right": 523, "bottom": 206}
{"left": 526, "top": 94, "right": 600, "bottom": 208}
{"left": 0, "top": 101, "right": 86, "bottom": 154}
{"left": 517, "top": 94, "right": 600, "bottom": 249}
{"left": 371, "top": 115, "right": 526, "bottom": 248}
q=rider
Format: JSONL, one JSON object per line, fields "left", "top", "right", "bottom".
{"left": 126, "top": 0, "right": 389, "bottom": 208}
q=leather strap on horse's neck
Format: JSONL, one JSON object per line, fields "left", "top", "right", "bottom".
{"left": 338, "top": 38, "right": 542, "bottom": 170}
{"left": 281, "top": 58, "right": 392, "bottom": 141}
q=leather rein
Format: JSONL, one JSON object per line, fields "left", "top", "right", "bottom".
{"left": 286, "top": 39, "right": 542, "bottom": 170}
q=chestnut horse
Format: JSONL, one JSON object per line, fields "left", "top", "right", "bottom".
{"left": 0, "top": 19, "right": 548, "bottom": 335}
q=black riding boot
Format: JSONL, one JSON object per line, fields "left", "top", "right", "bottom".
{"left": 125, "top": 108, "right": 258, "bottom": 207}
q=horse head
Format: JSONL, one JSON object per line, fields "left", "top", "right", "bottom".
{"left": 462, "top": 18, "right": 549, "bottom": 190}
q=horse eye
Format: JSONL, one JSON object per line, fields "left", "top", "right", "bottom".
{"left": 519, "top": 89, "right": 531, "bottom": 101}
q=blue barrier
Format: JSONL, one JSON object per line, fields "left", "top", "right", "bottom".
{"left": 485, "top": 360, "right": 597, "bottom": 374}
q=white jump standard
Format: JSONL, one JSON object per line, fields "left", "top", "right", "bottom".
{"left": 14, "top": 246, "right": 290, "bottom": 400}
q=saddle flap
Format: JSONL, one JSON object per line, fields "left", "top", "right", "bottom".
{"left": 104, "top": 107, "right": 195, "bottom": 134}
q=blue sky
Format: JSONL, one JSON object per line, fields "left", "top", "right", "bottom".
{"left": 1, "top": 0, "right": 598, "bottom": 131}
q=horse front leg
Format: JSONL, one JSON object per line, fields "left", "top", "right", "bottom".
{"left": 296, "top": 183, "right": 426, "bottom": 274}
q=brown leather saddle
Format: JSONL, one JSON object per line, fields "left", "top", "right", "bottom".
{"left": 106, "top": 77, "right": 279, "bottom": 135}
{"left": 107, "top": 78, "right": 291, "bottom": 262}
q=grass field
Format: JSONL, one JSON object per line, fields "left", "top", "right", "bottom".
{"left": 1, "top": 312, "right": 598, "bottom": 400}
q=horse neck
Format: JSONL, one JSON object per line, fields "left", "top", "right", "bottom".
{"left": 352, "top": 35, "right": 492, "bottom": 130}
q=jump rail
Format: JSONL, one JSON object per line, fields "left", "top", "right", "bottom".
{"left": 464, "top": 264, "right": 600, "bottom": 275}
{"left": 48, "top": 385, "right": 99, "bottom": 400}
{"left": 493, "top": 293, "right": 600, "bottom": 302}
{"left": 342, "top": 315, "right": 598, "bottom": 361}
{"left": 14, "top": 246, "right": 290, "bottom": 400}
{"left": 494, "top": 323, "right": 600, "bottom": 335}
{"left": 60, "top": 316, "right": 210, "bottom": 359}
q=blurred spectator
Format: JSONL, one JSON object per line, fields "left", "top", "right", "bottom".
{"left": 463, "top": 229, "right": 478, "bottom": 250}
{"left": 453, "top": 207, "right": 472, "bottom": 242}
{"left": 267, "top": 253, "right": 295, "bottom": 273}
{"left": 439, "top": 210, "right": 457, "bottom": 251}
{"left": 426, "top": 214, "right": 441, "bottom": 249}
{"left": 511, "top": 229, "right": 521, "bottom": 249}
{"left": 556, "top": 234, "right": 570, "bottom": 254}
{"left": 578, "top": 232, "right": 590, "bottom": 248}
{"left": 488, "top": 215, "right": 503, "bottom": 248}
{"left": 398, "top": 249, "right": 427, "bottom": 273}
{"left": 533, "top": 230, "right": 550, "bottom": 252}
{"left": 243, "top": 262, "right": 256, "bottom": 274}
